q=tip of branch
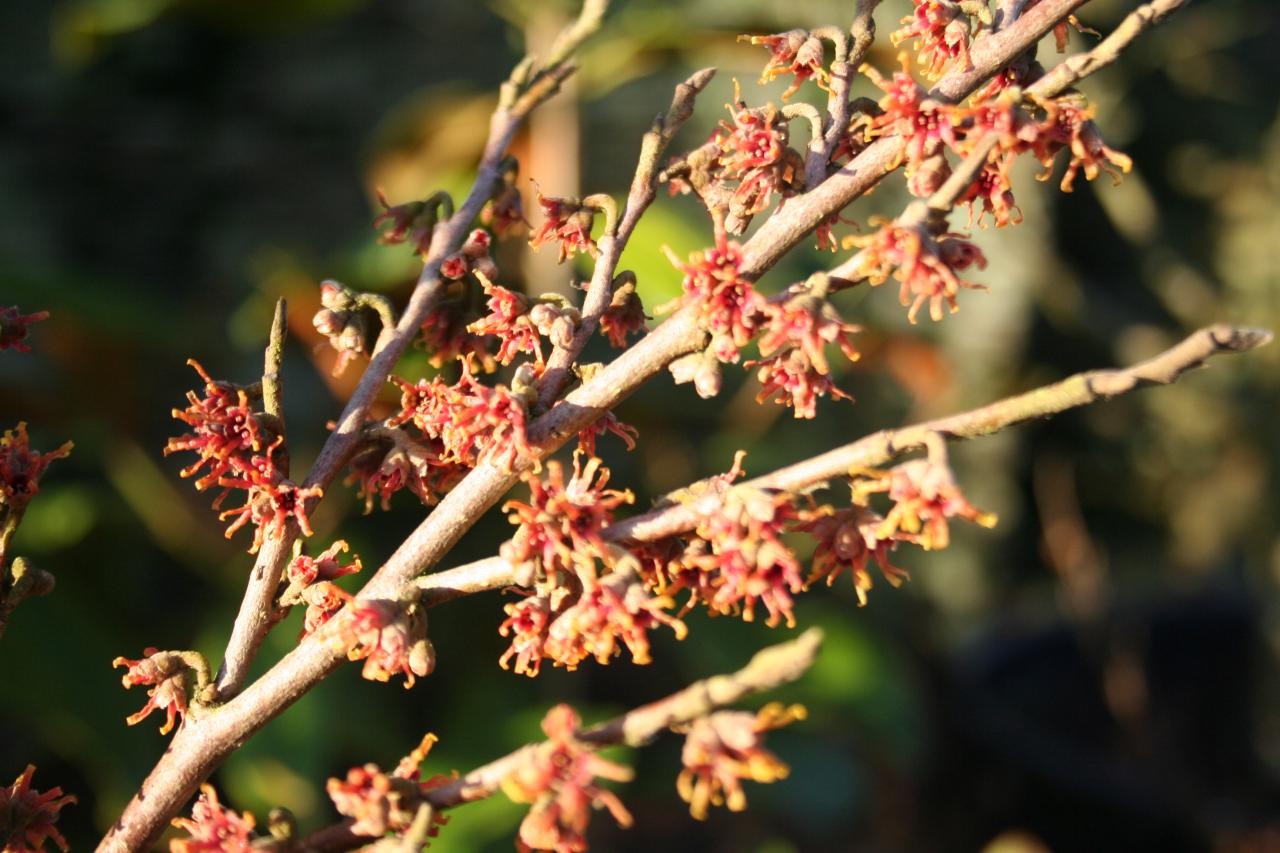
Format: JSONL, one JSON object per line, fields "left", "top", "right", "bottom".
{"left": 1207, "top": 324, "right": 1274, "bottom": 353}
{"left": 745, "top": 627, "right": 824, "bottom": 684}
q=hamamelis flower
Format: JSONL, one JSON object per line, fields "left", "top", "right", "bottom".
{"left": 529, "top": 188, "right": 598, "bottom": 263}
{"left": 891, "top": 0, "right": 986, "bottom": 80}
{"left": 170, "top": 785, "right": 255, "bottom": 853}
{"left": 856, "top": 458, "right": 997, "bottom": 550}
{"left": 217, "top": 473, "right": 323, "bottom": 554}
{"left": 746, "top": 290, "right": 861, "bottom": 419}
{"left": 844, "top": 218, "right": 987, "bottom": 323}
{"left": 337, "top": 600, "right": 435, "bottom": 688}
{"left": 797, "top": 506, "right": 907, "bottom": 606}
{"left": 543, "top": 578, "right": 686, "bottom": 669}
{"left": 741, "top": 30, "right": 830, "bottom": 100}
{"left": 418, "top": 303, "right": 497, "bottom": 372}
{"left": 165, "top": 360, "right": 268, "bottom": 491}
{"left": 113, "top": 648, "right": 193, "bottom": 735}
{"left": 956, "top": 158, "right": 1023, "bottom": 228}
{"left": 467, "top": 273, "right": 544, "bottom": 367}
{"left": 0, "top": 423, "right": 72, "bottom": 517}
{"left": 863, "top": 55, "right": 965, "bottom": 182}
{"left": 713, "top": 98, "right": 800, "bottom": 219}
{"left": 1, "top": 765, "right": 75, "bottom": 853}
{"left": 327, "top": 735, "right": 450, "bottom": 840}
{"left": 502, "top": 705, "right": 633, "bottom": 853}
{"left": 499, "top": 592, "right": 555, "bottom": 677}
{"left": 344, "top": 428, "right": 461, "bottom": 512}
{"left": 0, "top": 306, "right": 50, "bottom": 353}
{"left": 691, "top": 487, "right": 807, "bottom": 628}
{"left": 598, "top": 277, "right": 647, "bottom": 348}
{"left": 1032, "top": 96, "right": 1133, "bottom": 192}
{"left": 677, "top": 703, "right": 805, "bottom": 820}
{"left": 374, "top": 189, "right": 451, "bottom": 258}
{"left": 288, "top": 540, "right": 362, "bottom": 586}
{"left": 576, "top": 412, "right": 639, "bottom": 458}
{"left": 284, "top": 540, "right": 363, "bottom": 636}
{"left": 501, "top": 453, "right": 633, "bottom": 586}
{"left": 661, "top": 237, "right": 765, "bottom": 364}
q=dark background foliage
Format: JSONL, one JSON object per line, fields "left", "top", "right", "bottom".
{"left": 2, "top": 0, "right": 1278, "bottom": 850}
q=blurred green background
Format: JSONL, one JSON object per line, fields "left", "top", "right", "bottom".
{"left": 2, "top": 0, "right": 1279, "bottom": 850}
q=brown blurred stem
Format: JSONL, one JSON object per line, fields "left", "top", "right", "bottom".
{"left": 291, "top": 630, "right": 823, "bottom": 853}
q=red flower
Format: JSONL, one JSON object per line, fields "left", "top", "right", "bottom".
{"left": 863, "top": 56, "right": 965, "bottom": 184}
{"left": 503, "top": 705, "right": 633, "bottom": 853}
{"left": 288, "top": 539, "right": 362, "bottom": 586}
{"left": 499, "top": 593, "right": 555, "bottom": 677}
{"left": 891, "top": 1, "right": 984, "bottom": 80}
{"left": 482, "top": 182, "right": 528, "bottom": 238}
{"left": 692, "top": 487, "right": 807, "bottom": 627}
{"left": 0, "top": 306, "right": 50, "bottom": 353}
{"left": 956, "top": 159, "right": 1023, "bottom": 228}
{"left": 467, "top": 273, "right": 544, "bottom": 367}
{"left": 500, "top": 453, "right": 633, "bottom": 586}
{"left": 677, "top": 703, "right": 805, "bottom": 820}
{"left": 164, "top": 360, "right": 270, "bottom": 491}
{"left": 661, "top": 237, "right": 765, "bottom": 364}
{"left": 326, "top": 735, "right": 450, "bottom": 841}
{"left": 170, "top": 785, "right": 255, "bottom": 853}
{"left": 299, "top": 581, "right": 352, "bottom": 637}
{"left": 1, "top": 765, "right": 75, "bottom": 853}
{"left": 337, "top": 600, "right": 435, "bottom": 688}
{"left": 844, "top": 218, "right": 987, "bottom": 323}
{"left": 417, "top": 303, "right": 497, "bottom": 372}
{"left": 746, "top": 291, "right": 860, "bottom": 419}
{"left": 0, "top": 423, "right": 72, "bottom": 517}
{"left": 373, "top": 189, "right": 447, "bottom": 258}
{"left": 575, "top": 412, "right": 638, "bottom": 458}
{"left": 742, "top": 30, "right": 830, "bottom": 100}
{"left": 217, "top": 473, "right": 323, "bottom": 555}
{"left": 1031, "top": 96, "right": 1132, "bottom": 192}
{"left": 597, "top": 277, "right": 647, "bottom": 348}
{"left": 344, "top": 428, "right": 463, "bottom": 512}
{"left": 285, "top": 540, "right": 363, "bottom": 636}
{"left": 528, "top": 187, "right": 598, "bottom": 263}
{"left": 797, "top": 506, "right": 907, "bottom": 606}
{"left": 713, "top": 98, "right": 800, "bottom": 218}
{"left": 113, "top": 648, "right": 192, "bottom": 735}
{"left": 542, "top": 578, "right": 686, "bottom": 669}
{"left": 857, "top": 458, "right": 997, "bottom": 550}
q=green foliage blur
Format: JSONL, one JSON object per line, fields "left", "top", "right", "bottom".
{"left": 2, "top": 0, "right": 1278, "bottom": 850}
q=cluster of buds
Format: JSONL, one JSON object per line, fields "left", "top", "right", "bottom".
{"left": 327, "top": 734, "right": 450, "bottom": 841}
{"left": 502, "top": 705, "right": 633, "bottom": 853}
{"left": 166, "top": 360, "right": 319, "bottom": 552}
{"left": 278, "top": 540, "right": 363, "bottom": 637}
{"left": 745, "top": 275, "right": 861, "bottom": 419}
{"left": 387, "top": 366, "right": 533, "bottom": 475}
{"left": 855, "top": 457, "right": 997, "bottom": 550}
{"left": 112, "top": 648, "right": 210, "bottom": 735}
{"left": 332, "top": 599, "right": 435, "bottom": 688}
{"left": 170, "top": 785, "right": 256, "bottom": 853}
{"left": 843, "top": 215, "right": 987, "bottom": 323}
{"left": 1, "top": 423, "right": 72, "bottom": 527}
{"left": 469, "top": 271, "right": 579, "bottom": 370}
{"left": 0, "top": 305, "right": 49, "bottom": 353}
{"left": 676, "top": 703, "right": 805, "bottom": 820}
{"left": 440, "top": 228, "right": 498, "bottom": 282}
{"left": 528, "top": 187, "right": 607, "bottom": 263}
{"left": 891, "top": 0, "right": 992, "bottom": 80}
{"left": 741, "top": 29, "right": 831, "bottom": 100}
{"left": 312, "top": 280, "right": 398, "bottom": 376}
{"left": 373, "top": 188, "right": 453, "bottom": 258}
{"left": 1, "top": 765, "right": 75, "bottom": 853}
{"left": 662, "top": 236, "right": 765, "bottom": 369}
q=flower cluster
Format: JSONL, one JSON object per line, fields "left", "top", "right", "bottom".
{"left": 417, "top": 299, "right": 497, "bottom": 373}
{"left": 855, "top": 458, "right": 997, "bottom": 550}
{"left": 0, "top": 423, "right": 72, "bottom": 520}
{"left": 170, "top": 785, "right": 255, "bottom": 853}
{"left": 166, "top": 361, "right": 318, "bottom": 552}
{"left": 797, "top": 505, "right": 907, "bottom": 606}
{"left": 745, "top": 286, "right": 861, "bottom": 418}
{"left": 280, "top": 540, "right": 363, "bottom": 637}
{"left": 373, "top": 189, "right": 452, "bottom": 258}
{"left": 0, "top": 306, "right": 49, "bottom": 353}
{"left": 327, "top": 734, "right": 450, "bottom": 841}
{"left": 502, "top": 705, "right": 633, "bottom": 853}
{"left": 863, "top": 56, "right": 964, "bottom": 191}
{"left": 331, "top": 599, "right": 435, "bottom": 688}
{"left": 712, "top": 98, "right": 802, "bottom": 220}
{"left": 113, "top": 648, "right": 196, "bottom": 735}
{"left": 741, "top": 30, "right": 830, "bottom": 100}
{"left": 677, "top": 703, "right": 805, "bottom": 820}
{"left": 891, "top": 0, "right": 990, "bottom": 80}
{"left": 1029, "top": 95, "right": 1133, "bottom": 192}
{"left": 383, "top": 366, "right": 533, "bottom": 480}
{"left": 1, "top": 765, "right": 75, "bottom": 853}
{"left": 468, "top": 272, "right": 580, "bottom": 370}
{"left": 529, "top": 188, "right": 599, "bottom": 263}
{"left": 500, "top": 453, "right": 633, "bottom": 586}
{"left": 844, "top": 217, "right": 987, "bottom": 323}
{"left": 662, "top": 237, "right": 765, "bottom": 365}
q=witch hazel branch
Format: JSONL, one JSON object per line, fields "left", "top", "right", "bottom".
{"left": 81, "top": 1, "right": 1271, "bottom": 852}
